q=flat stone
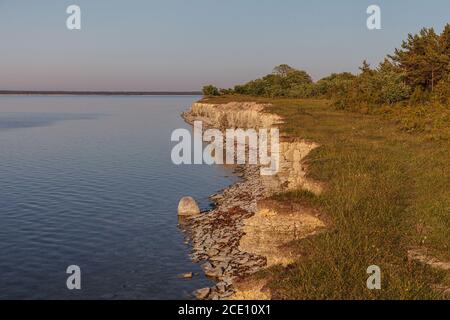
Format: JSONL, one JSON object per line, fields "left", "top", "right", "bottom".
{"left": 203, "top": 262, "right": 224, "bottom": 278}
{"left": 222, "top": 276, "right": 235, "bottom": 285}
{"left": 195, "top": 288, "right": 210, "bottom": 300}
{"left": 202, "top": 262, "right": 213, "bottom": 270}
{"left": 210, "top": 292, "right": 220, "bottom": 300}
{"left": 211, "top": 255, "right": 230, "bottom": 263}
{"left": 238, "top": 257, "right": 249, "bottom": 264}
{"left": 216, "top": 281, "right": 228, "bottom": 293}
{"left": 207, "top": 268, "right": 224, "bottom": 279}
{"left": 206, "top": 249, "right": 220, "bottom": 257}
{"left": 221, "top": 290, "right": 235, "bottom": 298}
{"left": 179, "top": 272, "right": 193, "bottom": 279}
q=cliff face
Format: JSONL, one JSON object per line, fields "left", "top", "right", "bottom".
{"left": 183, "top": 101, "right": 325, "bottom": 300}
{"left": 186, "top": 102, "right": 322, "bottom": 194}
{"left": 189, "top": 102, "right": 282, "bottom": 129}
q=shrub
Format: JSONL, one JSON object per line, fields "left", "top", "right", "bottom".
{"left": 433, "top": 73, "right": 450, "bottom": 106}
{"left": 202, "top": 85, "right": 220, "bottom": 96}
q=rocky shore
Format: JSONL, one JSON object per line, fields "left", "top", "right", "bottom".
{"left": 181, "top": 101, "right": 325, "bottom": 300}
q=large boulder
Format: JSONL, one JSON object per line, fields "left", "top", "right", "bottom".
{"left": 178, "top": 196, "right": 200, "bottom": 217}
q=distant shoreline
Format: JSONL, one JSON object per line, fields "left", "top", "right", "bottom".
{"left": 0, "top": 91, "right": 202, "bottom": 96}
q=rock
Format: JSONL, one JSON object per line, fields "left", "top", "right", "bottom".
{"left": 202, "top": 262, "right": 224, "bottom": 278}
{"left": 205, "top": 267, "right": 224, "bottom": 279}
{"left": 202, "top": 261, "right": 213, "bottom": 269}
{"left": 100, "top": 293, "right": 116, "bottom": 299}
{"left": 195, "top": 287, "right": 210, "bottom": 300}
{"left": 210, "top": 293, "right": 220, "bottom": 300}
{"left": 222, "top": 276, "right": 235, "bottom": 286}
{"left": 206, "top": 248, "right": 220, "bottom": 257}
{"left": 178, "top": 197, "right": 200, "bottom": 217}
{"left": 179, "top": 272, "right": 193, "bottom": 279}
{"left": 211, "top": 255, "right": 230, "bottom": 263}
{"left": 238, "top": 256, "right": 249, "bottom": 264}
{"left": 216, "top": 281, "right": 228, "bottom": 293}
{"left": 221, "top": 290, "right": 235, "bottom": 299}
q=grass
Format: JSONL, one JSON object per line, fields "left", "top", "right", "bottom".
{"left": 204, "top": 95, "right": 450, "bottom": 299}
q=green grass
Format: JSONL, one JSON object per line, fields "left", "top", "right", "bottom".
{"left": 206, "top": 95, "right": 450, "bottom": 299}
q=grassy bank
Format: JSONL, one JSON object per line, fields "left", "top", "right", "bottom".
{"left": 202, "top": 95, "right": 449, "bottom": 299}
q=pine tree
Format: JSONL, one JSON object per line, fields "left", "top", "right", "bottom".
{"left": 389, "top": 27, "right": 449, "bottom": 92}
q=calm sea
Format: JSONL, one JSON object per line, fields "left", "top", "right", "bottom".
{"left": 0, "top": 96, "right": 237, "bottom": 299}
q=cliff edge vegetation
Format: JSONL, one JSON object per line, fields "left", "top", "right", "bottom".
{"left": 203, "top": 25, "right": 449, "bottom": 112}
{"left": 195, "top": 24, "right": 449, "bottom": 299}
{"left": 198, "top": 95, "right": 449, "bottom": 299}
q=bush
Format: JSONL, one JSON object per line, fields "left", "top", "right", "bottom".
{"left": 232, "top": 65, "right": 314, "bottom": 98}
{"left": 315, "top": 72, "right": 356, "bottom": 99}
{"left": 409, "top": 87, "right": 431, "bottom": 106}
{"left": 373, "top": 60, "right": 411, "bottom": 104}
{"left": 333, "top": 60, "right": 412, "bottom": 110}
{"left": 202, "top": 85, "right": 220, "bottom": 96}
{"left": 433, "top": 74, "right": 450, "bottom": 106}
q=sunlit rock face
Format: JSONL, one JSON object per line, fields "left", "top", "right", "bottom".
{"left": 188, "top": 102, "right": 283, "bottom": 130}
{"left": 185, "top": 102, "right": 323, "bottom": 194}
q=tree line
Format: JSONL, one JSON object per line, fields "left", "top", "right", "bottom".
{"left": 203, "top": 25, "right": 450, "bottom": 109}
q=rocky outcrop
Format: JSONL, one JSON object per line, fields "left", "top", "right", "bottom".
{"left": 239, "top": 199, "right": 325, "bottom": 267}
{"left": 266, "top": 139, "right": 323, "bottom": 194}
{"left": 184, "top": 102, "right": 323, "bottom": 194}
{"left": 185, "top": 102, "right": 283, "bottom": 129}
{"left": 181, "top": 101, "right": 325, "bottom": 300}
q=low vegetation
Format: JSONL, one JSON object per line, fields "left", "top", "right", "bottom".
{"left": 202, "top": 95, "right": 449, "bottom": 299}
{"left": 266, "top": 99, "right": 449, "bottom": 299}
{"left": 200, "top": 24, "right": 449, "bottom": 299}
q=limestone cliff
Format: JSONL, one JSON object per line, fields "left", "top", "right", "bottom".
{"left": 182, "top": 101, "right": 325, "bottom": 300}
{"left": 187, "top": 102, "right": 282, "bottom": 129}
{"left": 185, "top": 102, "right": 323, "bottom": 194}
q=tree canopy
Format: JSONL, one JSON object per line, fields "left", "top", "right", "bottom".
{"left": 202, "top": 24, "right": 449, "bottom": 108}
{"left": 390, "top": 25, "right": 450, "bottom": 91}
{"left": 202, "top": 85, "right": 220, "bottom": 96}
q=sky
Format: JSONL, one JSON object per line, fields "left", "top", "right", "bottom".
{"left": 0, "top": 0, "right": 449, "bottom": 91}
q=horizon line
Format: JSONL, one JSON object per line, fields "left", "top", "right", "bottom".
{"left": 0, "top": 90, "right": 203, "bottom": 96}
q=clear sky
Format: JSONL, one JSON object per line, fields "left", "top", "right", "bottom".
{"left": 0, "top": 0, "right": 449, "bottom": 91}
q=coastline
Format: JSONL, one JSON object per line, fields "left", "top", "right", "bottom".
{"left": 0, "top": 91, "right": 202, "bottom": 96}
{"left": 181, "top": 101, "right": 326, "bottom": 300}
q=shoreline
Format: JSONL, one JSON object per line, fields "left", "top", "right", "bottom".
{"left": 181, "top": 101, "right": 325, "bottom": 300}
{"left": 0, "top": 91, "right": 202, "bottom": 96}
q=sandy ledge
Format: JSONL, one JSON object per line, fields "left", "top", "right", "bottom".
{"left": 181, "top": 101, "right": 325, "bottom": 300}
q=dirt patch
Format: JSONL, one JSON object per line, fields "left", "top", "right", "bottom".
{"left": 229, "top": 278, "right": 272, "bottom": 300}
{"left": 408, "top": 248, "right": 450, "bottom": 271}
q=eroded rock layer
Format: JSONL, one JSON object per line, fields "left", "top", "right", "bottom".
{"left": 182, "top": 101, "right": 324, "bottom": 300}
